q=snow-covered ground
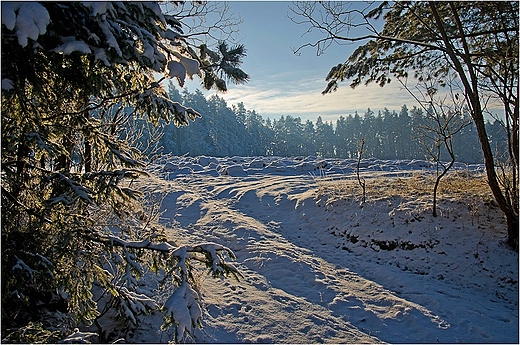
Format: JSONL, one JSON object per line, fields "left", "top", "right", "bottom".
{"left": 132, "top": 156, "right": 518, "bottom": 343}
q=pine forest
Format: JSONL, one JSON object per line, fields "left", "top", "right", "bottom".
{"left": 158, "top": 83, "right": 507, "bottom": 163}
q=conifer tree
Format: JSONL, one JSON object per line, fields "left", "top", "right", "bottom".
{"left": 1, "top": 2, "right": 248, "bottom": 342}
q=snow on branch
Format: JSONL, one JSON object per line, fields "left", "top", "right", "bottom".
{"left": 12, "top": 256, "right": 35, "bottom": 279}
{"left": 92, "top": 234, "right": 240, "bottom": 340}
{"left": 169, "top": 51, "right": 201, "bottom": 84}
{"left": 115, "top": 286, "right": 157, "bottom": 326}
{"left": 60, "top": 328, "right": 98, "bottom": 344}
{"left": 162, "top": 281, "right": 202, "bottom": 342}
{"left": 51, "top": 36, "right": 91, "bottom": 55}
{"left": 48, "top": 172, "right": 93, "bottom": 205}
{"left": 104, "top": 235, "right": 239, "bottom": 277}
{"left": 1, "top": 2, "right": 50, "bottom": 47}
{"left": 88, "top": 234, "right": 240, "bottom": 282}
{"left": 135, "top": 89, "right": 201, "bottom": 126}
{"left": 83, "top": 232, "right": 241, "bottom": 338}
{"left": 188, "top": 243, "right": 241, "bottom": 280}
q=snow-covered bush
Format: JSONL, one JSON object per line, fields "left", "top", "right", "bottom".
{"left": 1, "top": 1, "right": 247, "bottom": 343}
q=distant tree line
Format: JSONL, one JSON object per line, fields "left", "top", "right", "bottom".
{"left": 159, "top": 83, "right": 508, "bottom": 164}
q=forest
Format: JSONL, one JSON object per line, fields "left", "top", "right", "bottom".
{"left": 158, "top": 83, "right": 507, "bottom": 163}
{"left": 1, "top": 1, "right": 517, "bottom": 343}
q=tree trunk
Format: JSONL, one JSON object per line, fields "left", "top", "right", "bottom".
{"left": 433, "top": 157, "right": 455, "bottom": 218}
{"left": 431, "top": 2, "right": 519, "bottom": 250}
{"left": 506, "top": 211, "right": 519, "bottom": 249}
{"left": 84, "top": 140, "right": 92, "bottom": 173}
{"left": 473, "top": 101, "right": 518, "bottom": 250}
{"left": 56, "top": 137, "right": 73, "bottom": 172}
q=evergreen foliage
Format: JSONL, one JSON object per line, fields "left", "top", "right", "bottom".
{"left": 1, "top": 2, "right": 247, "bottom": 342}
{"left": 161, "top": 85, "right": 506, "bottom": 163}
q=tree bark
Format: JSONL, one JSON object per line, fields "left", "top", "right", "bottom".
{"left": 430, "top": 2, "right": 518, "bottom": 250}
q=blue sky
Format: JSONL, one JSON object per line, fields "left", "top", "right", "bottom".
{"left": 182, "top": 1, "right": 418, "bottom": 123}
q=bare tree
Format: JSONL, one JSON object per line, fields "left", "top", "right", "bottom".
{"left": 290, "top": 1, "right": 519, "bottom": 249}
{"left": 356, "top": 135, "right": 367, "bottom": 204}
{"left": 401, "top": 77, "right": 471, "bottom": 216}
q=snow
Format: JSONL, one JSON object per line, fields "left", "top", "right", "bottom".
{"left": 168, "top": 54, "right": 201, "bottom": 87}
{"left": 141, "top": 40, "right": 156, "bottom": 64}
{"left": 115, "top": 155, "right": 518, "bottom": 343}
{"left": 98, "top": 19, "right": 122, "bottom": 57}
{"left": 163, "top": 281, "right": 202, "bottom": 342}
{"left": 2, "top": 78, "right": 14, "bottom": 91}
{"left": 82, "top": 2, "right": 112, "bottom": 17}
{"left": 13, "top": 256, "right": 35, "bottom": 279}
{"left": 1, "top": 2, "right": 50, "bottom": 47}
{"left": 163, "top": 28, "right": 181, "bottom": 41}
{"left": 91, "top": 46, "right": 110, "bottom": 67}
{"left": 1, "top": 2, "right": 18, "bottom": 30}
{"left": 168, "top": 61, "right": 187, "bottom": 86}
{"left": 52, "top": 36, "right": 91, "bottom": 55}
{"left": 60, "top": 328, "right": 98, "bottom": 344}
{"left": 177, "top": 55, "right": 201, "bottom": 79}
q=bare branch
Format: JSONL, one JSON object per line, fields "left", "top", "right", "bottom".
{"left": 289, "top": 1, "right": 447, "bottom": 57}
{"left": 164, "top": 2, "right": 243, "bottom": 47}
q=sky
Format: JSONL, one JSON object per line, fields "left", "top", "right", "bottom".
{"left": 181, "top": 1, "right": 419, "bottom": 123}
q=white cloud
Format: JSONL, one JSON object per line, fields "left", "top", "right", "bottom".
{"left": 218, "top": 74, "right": 418, "bottom": 121}
{"left": 182, "top": 70, "right": 502, "bottom": 124}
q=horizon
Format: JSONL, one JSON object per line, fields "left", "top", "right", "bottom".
{"left": 168, "top": 2, "right": 503, "bottom": 123}
{"left": 178, "top": 1, "right": 421, "bottom": 123}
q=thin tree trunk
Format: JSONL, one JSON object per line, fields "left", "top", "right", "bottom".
{"left": 431, "top": 2, "right": 519, "bottom": 250}
{"left": 433, "top": 147, "right": 455, "bottom": 217}
{"left": 84, "top": 140, "right": 92, "bottom": 173}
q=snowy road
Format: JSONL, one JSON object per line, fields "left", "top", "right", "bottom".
{"left": 144, "top": 156, "right": 517, "bottom": 343}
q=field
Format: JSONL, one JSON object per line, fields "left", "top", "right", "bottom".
{"left": 124, "top": 156, "right": 517, "bottom": 343}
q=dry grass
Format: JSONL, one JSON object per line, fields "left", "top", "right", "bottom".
{"left": 317, "top": 170, "right": 494, "bottom": 204}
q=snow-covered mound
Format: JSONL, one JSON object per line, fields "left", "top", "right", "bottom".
{"left": 131, "top": 156, "right": 516, "bottom": 343}
{"left": 153, "top": 155, "right": 485, "bottom": 179}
